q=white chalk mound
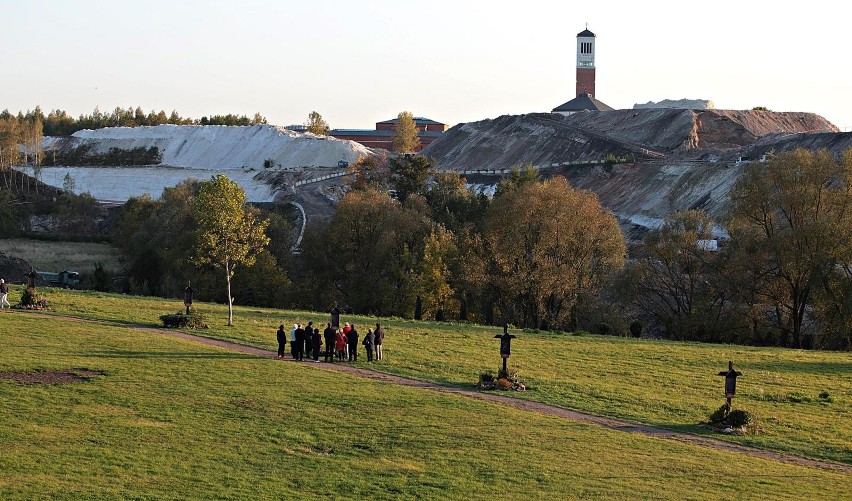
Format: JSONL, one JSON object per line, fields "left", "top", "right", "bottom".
{"left": 66, "top": 124, "right": 372, "bottom": 169}
{"left": 30, "top": 124, "right": 375, "bottom": 202}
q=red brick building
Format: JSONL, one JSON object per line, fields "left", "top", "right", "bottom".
{"left": 330, "top": 117, "right": 447, "bottom": 152}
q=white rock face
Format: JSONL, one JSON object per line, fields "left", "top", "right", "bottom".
{"left": 32, "top": 124, "right": 375, "bottom": 202}
{"left": 633, "top": 99, "right": 715, "bottom": 110}
{"left": 55, "top": 124, "right": 372, "bottom": 169}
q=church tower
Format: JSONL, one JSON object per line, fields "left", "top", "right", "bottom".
{"left": 551, "top": 25, "right": 611, "bottom": 115}
{"left": 576, "top": 27, "right": 596, "bottom": 97}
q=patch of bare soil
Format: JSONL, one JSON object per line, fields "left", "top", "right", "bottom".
{"left": 0, "top": 368, "right": 105, "bottom": 385}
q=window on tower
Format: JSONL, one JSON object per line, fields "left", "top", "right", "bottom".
{"left": 580, "top": 42, "right": 592, "bottom": 54}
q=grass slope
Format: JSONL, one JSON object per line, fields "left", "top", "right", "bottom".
{"left": 6, "top": 287, "right": 852, "bottom": 466}
{"left": 0, "top": 238, "right": 123, "bottom": 274}
{"left": 1, "top": 313, "right": 850, "bottom": 499}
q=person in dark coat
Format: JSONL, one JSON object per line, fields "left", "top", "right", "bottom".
{"left": 294, "top": 324, "right": 306, "bottom": 361}
{"left": 311, "top": 328, "right": 322, "bottom": 361}
{"left": 276, "top": 324, "right": 287, "bottom": 358}
{"left": 363, "top": 328, "right": 374, "bottom": 362}
{"left": 347, "top": 324, "right": 359, "bottom": 361}
{"left": 323, "top": 323, "right": 336, "bottom": 362}
{"left": 374, "top": 323, "right": 384, "bottom": 361}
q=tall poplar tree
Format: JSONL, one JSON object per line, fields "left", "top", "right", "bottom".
{"left": 392, "top": 111, "right": 420, "bottom": 153}
{"left": 194, "top": 174, "right": 269, "bottom": 326}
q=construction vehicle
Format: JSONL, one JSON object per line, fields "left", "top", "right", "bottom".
{"left": 37, "top": 270, "right": 81, "bottom": 288}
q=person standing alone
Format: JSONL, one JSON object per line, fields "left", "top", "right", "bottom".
{"left": 276, "top": 324, "right": 287, "bottom": 358}
{"left": 374, "top": 323, "right": 384, "bottom": 361}
{"left": 0, "top": 279, "right": 9, "bottom": 309}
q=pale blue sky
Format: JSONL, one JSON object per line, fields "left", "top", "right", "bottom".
{"left": 2, "top": 0, "right": 850, "bottom": 131}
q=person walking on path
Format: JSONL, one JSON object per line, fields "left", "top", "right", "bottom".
{"left": 289, "top": 324, "right": 298, "bottom": 358}
{"left": 294, "top": 323, "right": 306, "bottom": 361}
{"left": 347, "top": 324, "right": 359, "bottom": 361}
{"left": 276, "top": 324, "right": 287, "bottom": 358}
{"left": 374, "top": 323, "right": 384, "bottom": 361}
{"left": 323, "top": 323, "right": 336, "bottom": 362}
{"left": 363, "top": 328, "right": 375, "bottom": 362}
{"left": 0, "top": 279, "right": 9, "bottom": 309}
{"left": 335, "top": 328, "right": 346, "bottom": 361}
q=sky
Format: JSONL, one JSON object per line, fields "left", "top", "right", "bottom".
{"left": 2, "top": 0, "right": 850, "bottom": 132}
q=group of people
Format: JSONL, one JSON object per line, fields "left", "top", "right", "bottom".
{"left": 277, "top": 321, "right": 385, "bottom": 363}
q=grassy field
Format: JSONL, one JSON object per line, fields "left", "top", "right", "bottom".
{"left": 0, "top": 238, "right": 123, "bottom": 274}
{"left": 1, "top": 312, "right": 850, "bottom": 499}
{"left": 5, "top": 286, "right": 851, "bottom": 467}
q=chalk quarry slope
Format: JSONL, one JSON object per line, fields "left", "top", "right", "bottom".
{"left": 52, "top": 124, "right": 373, "bottom": 169}
{"left": 424, "top": 109, "right": 851, "bottom": 235}
{"left": 35, "top": 124, "right": 374, "bottom": 202}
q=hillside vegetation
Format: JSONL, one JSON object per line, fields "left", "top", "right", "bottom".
{"left": 6, "top": 287, "right": 850, "bottom": 466}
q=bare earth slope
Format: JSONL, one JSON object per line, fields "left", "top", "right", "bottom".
{"left": 423, "top": 109, "right": 839, "bottom": 171}
{"left": 423, "top": 110, "right": 849, "bottom": 234}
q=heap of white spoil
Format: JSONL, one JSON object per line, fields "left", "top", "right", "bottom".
{"left": 29, "top": 124, "right": 375, "bottom": 203}
{"left": 63, "top": 124, "right": 372, "bottom": 169}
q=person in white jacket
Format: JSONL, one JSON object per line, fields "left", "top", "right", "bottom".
{"left": 289, "top": 324, "right": 298, "bottom": 358}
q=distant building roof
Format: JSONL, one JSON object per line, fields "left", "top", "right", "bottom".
{"left": 552, "top": 93, "right": 614, "bottom": 113}
{"left": 376, "top": 117, "right": 444, "bottom": 126}
{"left": 577, "top": 29, "right": 595, "bottom": 37}
{"left": 330, "top": 129, "right": 444, "bottom": 138}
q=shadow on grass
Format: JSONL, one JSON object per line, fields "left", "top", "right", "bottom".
{"left": 747, "top": 360, "right": 852, "bottom": 376}
{"left": 83, "top": 350, "right": 259, "bottom": 360}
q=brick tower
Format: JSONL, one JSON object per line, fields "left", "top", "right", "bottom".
{"left": 576, "top": 26, "right": 596, "bottom": 97}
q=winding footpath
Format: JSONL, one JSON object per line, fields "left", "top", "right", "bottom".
{"left": 28, "top": 312, "right": 852, "bottom": 475}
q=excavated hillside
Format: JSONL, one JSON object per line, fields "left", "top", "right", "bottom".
{"left": 423, "top": 109, "right": 840, "bottom": 170}
{"left": 423, "top": 109, "right": 850, "bottom": 236}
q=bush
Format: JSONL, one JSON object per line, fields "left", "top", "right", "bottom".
{"left": 708, "top": 405, "right": 753, "bottom": 429}
{"left": 708, "top": 405, "right": 728, "bottom": 424}
{"left": 160, "top": 310, "right": 209, "bottom": 329}
{"left": 16, "top": 287, "right": 49, "bottom": 310}
{"left": 726, "top": 409, "right": 751, "bottom": 427}
{"left": 629, "top": 320, "right": 643, "bottom": 338}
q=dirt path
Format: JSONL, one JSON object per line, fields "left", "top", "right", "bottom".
{"left": 23, "top": 313, "right": 852, "bottom": 474}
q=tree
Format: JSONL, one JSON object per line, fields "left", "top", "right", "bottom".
{"left": 728, "top": 149, "right": 852, "bottom": 348}
{"left": 414, "top": 225, "right": 459, "bottom": 320}
{"left": 388, "top": 154, "right": 435, "bottom": 201}
{"left": 484, "top": 176, "right": 626, "bottom": 330}
{"left": 305, "top": 111, "right": 329, "bottom": 136}
{"left": 194, "top": 174, "right": 270, "bottom": 326}
{"left": 346, "top": 154, "right": 388, "bottom": 192}
{"left": 494, "top": 163, "right": 540, "bottom": 198}
{"left": 392, "top": 111, "right": 420, "bottom": 153}
{"left": 619, "top": 210, "right": 737, "bottom": 342}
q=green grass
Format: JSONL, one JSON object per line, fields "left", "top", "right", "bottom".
{"left": 0, "top": 238, "right": 123, "bottom": 273}
{"left": 1, "top": 312, "right": 850, "bottom": 499}
{"left": 7, "top": 286, "right": 852, "bottom": 466}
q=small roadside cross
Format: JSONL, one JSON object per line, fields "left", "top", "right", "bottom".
{"left": 717, "top": 361, "right": 743, "bottom": 414}
{"left": 494, "top": 324, "right": 517, "bottom": 373}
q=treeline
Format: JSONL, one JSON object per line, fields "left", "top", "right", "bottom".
{"left": 1, "top": 106, "right": 267, "bottom": 137}
{"left": 103, "top": 149, "right": 852, "bottom": 350}
{"left": 43, "top": 145, "right": 162, "bottom": 167}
